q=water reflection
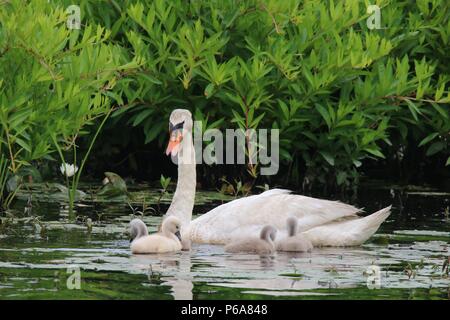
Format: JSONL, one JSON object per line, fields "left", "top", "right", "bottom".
{"left": 121, "top": 238, "right": 449, "bottom": 299}
{"left": 0, "top": 189, "right": 449, "bottom": 299}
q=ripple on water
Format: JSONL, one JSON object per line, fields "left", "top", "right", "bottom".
{"left": 0, "top": 189, "right": 449, "bottom": 299}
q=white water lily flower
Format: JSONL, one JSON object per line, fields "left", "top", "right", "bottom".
{"left": 60, "top": 163, "right": 78, "bottom": 177}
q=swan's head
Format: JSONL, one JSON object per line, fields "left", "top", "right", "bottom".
{"left": 129, "top": 218, "right": 148, "bottom": 242}
{"left": 166, "top": 109, "right": 193, "bottom": 157}
{"left": 161, "top": 216, "right": 182, "bottom": 242}
{"left": 286, "top": 217, "right": 298, "bottom": 237}
{"left": 260, "top": 225, "right": 277, "bottom": 242}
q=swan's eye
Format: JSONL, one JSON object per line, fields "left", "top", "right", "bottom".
{"left": 169, "top": 121, "right": 184, "bottom": 133}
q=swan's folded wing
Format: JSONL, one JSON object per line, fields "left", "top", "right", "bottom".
{"left": 292, "top": 196, "right": 362, "bottom": 232}
{"left": 190, "top": 190, "right": 361, "bottom": 243}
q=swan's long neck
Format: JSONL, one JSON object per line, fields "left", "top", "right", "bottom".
{"left": 166, "top": 131, "right": 196, "bottom": 227}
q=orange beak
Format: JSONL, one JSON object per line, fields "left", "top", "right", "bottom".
{"left": 166, "top": 130, "right": 183, "bottom": 156}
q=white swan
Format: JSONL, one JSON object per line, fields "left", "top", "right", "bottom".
{"left": 164, "top": 109, "right": 391, "bottom": 246}
{"left": 225, "top": 225, "right": 277, "bottom": 254}
{"left": 276, "top": 217, "right": 313, "bottom": 252}
{"left": 130, "top": 216, "right": 182, "bottom": 253}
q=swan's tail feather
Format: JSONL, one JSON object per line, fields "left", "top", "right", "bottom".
{"left": 351, "top": 205, "right": 392, "bottom": 244}
{"left": 303, "top": 205, "right": 392, "bottom": 247}
{"left": 360, "top": 205, "right": 391, "bottom": 230}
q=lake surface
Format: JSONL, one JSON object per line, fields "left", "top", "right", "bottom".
{"left": 0, "top": 184, "right": 449, "bottom": 299}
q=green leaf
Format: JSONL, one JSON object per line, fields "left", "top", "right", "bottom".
{"left": 336, "top": 171, "right": 347, "bottom": 186}
{"left": 418, "top": 132, "right": 439, "bottom": 147}
{"left": 431, "top": 102, "right": 448, "bottom": 119}
{"left": 404, "top": 99, "right": 420, "bottom": 121}
{"left": 365, "top": 148, "right": 385, "bottom": 158}
{"left": 160, "top": 174, "right": 171, "bottom": 189}
{"left": 15, "top": 137, "right": 31, "bottom": 153}
{"left": 204, "top": 83, "right": 215, "bottom": 98}
{"left": 278, "top": 100, "right": 289, "bottom": 121}
{"left": 139, "top": 73, "right": 162, "bottom": 85}
{"left": 301, "top": 131, "right": 317, "bottom": 142}
{"left": 319, "top": 151, "right": 335, "bottom": 166}
{"left": 144, "top": 122, "right": 164, "bottom": 144}
{"left": 353, "top": 160, "right": 362, "bottom": 167}
{"left": 132, "top": 109, "right": 153, "bottom": 126}
{"left": 426, "top": 141, "right": 445, "bottom": 156}
{"left": 251, "top": 112, "right": 265, "bottom": 128}
{"left": 315, "top": 103, "right": 331, "bottom": 128}
{"left": 303, "top": 67, "right": 315, "bottom": 88}
{"left": 279, "top": 148, "right": 293, "bottom": 161}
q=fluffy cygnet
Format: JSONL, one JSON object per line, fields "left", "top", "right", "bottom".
{"left": 276, "top": 217, "right": 313, "bottom": 252}
{"left": 130, "top": 216, "right": 182, "bottom": 254}
{"left": 224, "top": 225, "right": 277, "bottom": 254}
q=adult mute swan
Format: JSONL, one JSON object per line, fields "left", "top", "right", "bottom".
{"left": 276, "top": 217, "right": 313, "bottom": 252}
{"left": 225, "top": 225, "right": 277, "bottom": 254}
{"left": 130, "top": 216, "right": 182, "bottom": 253}
{"left": 164, "top": 109, "right": 391, "bottom": 246}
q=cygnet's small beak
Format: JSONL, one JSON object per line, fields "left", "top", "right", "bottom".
{"left": 175, "top": 231, "right": 182, "bottom": 242}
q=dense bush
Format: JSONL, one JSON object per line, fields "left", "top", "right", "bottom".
{"left": 84, "top": 0, "right": 450, "bottom": 188}
{"left": 1, "top": 0, "right": 449, "bottom": 201}
{"left": 0, "top": 0, "right": 139, "bottom": 205}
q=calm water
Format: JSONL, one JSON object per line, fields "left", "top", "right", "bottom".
{"left": 0, "top": 185, "right": 449, "bottom": 299}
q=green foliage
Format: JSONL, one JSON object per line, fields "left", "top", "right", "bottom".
{"left": 160, "top": 174, "right": 171, "bottom": 190}
{"left": 68, "top": 0, "right": 449, "bottom": 188}
{"left": 0, "top": 0, "right": 139, "bottom": 207}
{"left": 1, "top": 0, "right": 449, "bottom": 192}
{"left": 0, "top": 154, "right": 9, "bottom": 205}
